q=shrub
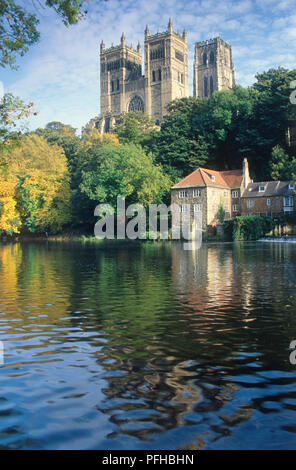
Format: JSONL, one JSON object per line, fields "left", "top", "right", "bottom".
{"left": 223, "top": 215, "right": 275, "bottom": 241}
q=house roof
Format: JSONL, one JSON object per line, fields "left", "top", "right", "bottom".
{"left": 172, "top": 167, "right": 243, "bottom": 189}
{"left": 242, "top": 181, "right": 295, "bottom": 198}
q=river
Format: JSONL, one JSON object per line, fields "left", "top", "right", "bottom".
{"left": 0, "top": 241, "right": 296, "bottom": 449}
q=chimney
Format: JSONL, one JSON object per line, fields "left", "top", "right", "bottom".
{"left": 243, "top": 158, "right": 251, "bottom": 189}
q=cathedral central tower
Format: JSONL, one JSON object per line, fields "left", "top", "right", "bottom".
{"left": 144, "top": 19, "right": 189, "bottom": 124}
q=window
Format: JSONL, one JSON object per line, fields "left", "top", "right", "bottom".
{"left": 210, "top": 175, "right": 215, "bottom": 182}
{"left": 204, "top": 77, "right": 208, "bottom": 97}
{"left": 175, "top": 50, "right": 184, "bottom": 62}
{"left": 210, "top": 76, "right": 214, "bottom": 95}
{"left": 283, "top": 196, "right": 293, "bottom": 207}
{"left": 232, "top": 190, "right": 239, "bottom": 198}
{"left": 181, "top": 73, "right": 184, "bottom": 84}
{"left": 193, "top": 189, "right": 201, "bottom": 197}
{"left": 116, "top": 79, "right": 120, "bottom": 90}
{"left": 224, "top": 191, "right": 228, "bottom": 198}
{"left": 225, "top": 205, "right": 229, "bottom": 212}
{"left": 158, "top": 69, "right": 162, "bottom": 81}
{"left": 210, "top": 51, "right": 214, "bottom": 64}
{"left": 128, "top": 95, "right": 144, "bottom": 112}
{"left": 247, "top": 199, "right": 254, "bottom": 208}
{"left": 181, "top": 204, "right": 189, "bottom": 213}
{"left": 194, "top": 204, "right": 202, "bottom": 212}
{"left": 203, "top": 52, "right": 207, "bottom": 65}
{"left": 266, "top": 198, "right": 271, "bottom": 206}
{"left": 289, "top": 183, "right": 295, "bottom": 190}
{"left": 152, "top": 70, "right": 156, "bottom": 82}
{"left": 111, "top": 80, "right": 114, "bottom": 92}
{"left": 179, "top": 190, "right": 188, "bottom": 198}
{"left": 232, "top": 204, "right": 238, "bottom": 212}
{"left": 259, "top": 185, "right": 266, "bottom": 192}
{"left": 266, "top": 210, "right": 272, "bottom": 216}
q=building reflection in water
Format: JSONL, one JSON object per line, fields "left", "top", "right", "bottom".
{"left": 0, "top": 242, "right": 296, "bottom": 449}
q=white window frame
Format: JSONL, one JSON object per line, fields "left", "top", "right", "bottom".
{"left": 266, "top": 198, "right": 271, "bottom": 206}
{"left": 246, "top": 199, "right": 254, "bottom": 209}
{"left": 194, "top": 203, "right": 202, "bottom": 212}
{"left": 193, "top": 189, "right": 201, "bottom": 198}
{"left": 232, "top": 190, "right": 239, "bottom": 198}
{"left": 283, "top": 196, "right": 293, "bottom": 207}
{"left": 232, "top": 204, "right": 238, "bottom": 212}
{"left": 179, "top": 190, "right": 188, "bottom": 198}
{"left": 181, "top": 204, "right": 189, "bottom": 213}
{"left": 289, "top": 183, "right": 295, "bottom": 190}
{"left": 259, "top": 185, "right": 266, "bottom": 192}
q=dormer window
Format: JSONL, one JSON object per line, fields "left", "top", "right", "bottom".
{"left": 289, "top": 183, "right": 295, "bottom": 190}
{"left": 210, "top": 175, "right": 215, "bottom": 182}
{"left": 259, "top": 185, "right": 266, "bottom": 192}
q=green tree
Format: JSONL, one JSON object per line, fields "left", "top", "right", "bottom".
{"left": 79, "top": 142, "right": 172, "bottom": 209}
{"left": 216, "top": 199, "right": 225, "bottom": 224}
{"left": 152, "top": 97, "right": 209, "bottom": 181}
{"left": 113, "top": 111, "right": 157, "bottom": 147}
{"left": 250, "top": 67, "right": 296, "bottom": 178}
{"left": 270, "top": 145, "right": 296, "bottom": 181}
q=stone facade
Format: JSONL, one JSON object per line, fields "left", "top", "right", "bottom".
{"left": 85, "top": 22, "right": 235, "bottom": 133}
{"left": 171, "top": 158, "right": 295, "bottom": 238}
{"left": 170, "top": 162, "right": 248, "bottom": 235}
{"left": 95, "top": 20, "right": 188, "bottom": 132}
{"left": 193, "top": 37, "right": 235, "bottom": 98}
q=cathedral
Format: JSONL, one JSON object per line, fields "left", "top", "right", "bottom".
{"left": 89, "top": 20, "right": 235, "bottom": 133}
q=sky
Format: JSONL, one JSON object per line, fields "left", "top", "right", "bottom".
{"left": 1, "top": 0, "right": 296, "bottom": 133}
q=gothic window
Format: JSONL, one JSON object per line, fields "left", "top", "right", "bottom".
{"left": 181, "top": 73, "right": 184, "bottom": 84}
{"left": 116, "top": 79, "right": 120, "bottom": 90}
{"left": 158, "top": 69, "right": 162, "bottom": 81}
{"left": 203, "top": 52, "right": 207, "bottom": 65}
{"left": 111, "top": 80, "right": 114, "bottom": 92}
{"left": 210, "top": 51, "right": 214, "bottom": 64}
{"left": 150, "top": 47, "right": 164, "bottom": 60}
{"left": 152, "top": 70, "right": 156, "bottom": 82}
{"left": 105, "top": 118, "right": 110, "bottom": 133}
{"left": 175, "top": 50, "right": 184, "bottom": 62}
{"left": 128, "top": 95, "right": 144, "bottom": 112}
{"left": 204, "top": 77, "right": 208, "bottom": 97}
{"left": 210, "top": 76, "right": 214, "bottom": 95}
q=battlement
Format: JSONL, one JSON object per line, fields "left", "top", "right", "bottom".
{"left": 101, "top": 43, "right": 141, "bottom": 55}
{"left": 146, "top": 29, "right": 185, "bottom": 41}
{"left": 195, "top": 37, "right": 231, "bottom": 49}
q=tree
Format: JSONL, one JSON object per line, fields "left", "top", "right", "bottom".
{"left": 250, "top": 67, "right": 296, "bottom": 178}
{"left": 0, "top": 93, "right": 35, "bottom": 148}
{"left": 79, "top": 142, "right": 172, "bottom": 209}
{"left": 7, "top": 134, "right": 71, "bottom": 233}
{"left": 113, "top": 111, "right": 157, "bottom": 147}
{"left": 0, "top": 177, "right": 21, "bottom": 235}
{"left": 152, "top": 97, "right": 209, "bottom": 181}
{"left": 270, "top": 145, "right": 296, "bottom": 181}
{"left": 0, "top": 0, "right": 89, "bottom": 69}
{"left": 216, "top": 199, "right": 225, "bottom": 224}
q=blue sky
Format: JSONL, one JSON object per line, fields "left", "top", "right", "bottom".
{"left": 1, "top": 0, "right": 296, "bottom": 133}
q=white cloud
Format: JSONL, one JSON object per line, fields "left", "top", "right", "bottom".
{"left": 3, "top": 0, "right": 296, "bottom": 132}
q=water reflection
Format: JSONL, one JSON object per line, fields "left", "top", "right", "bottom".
{"left": 0, "top": 241, "right": 296, "bottom": 449}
